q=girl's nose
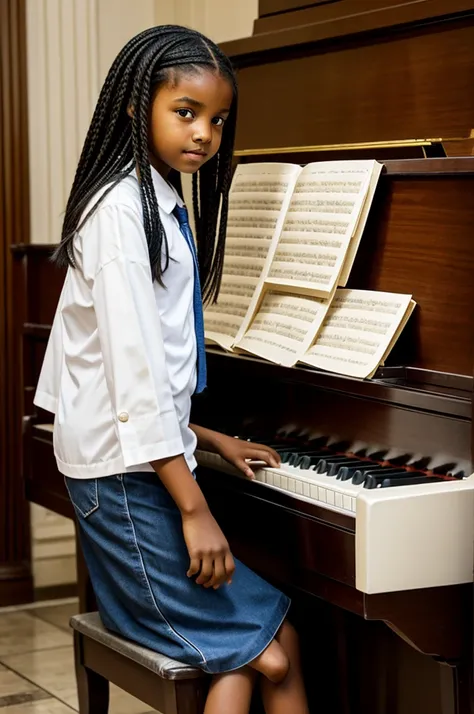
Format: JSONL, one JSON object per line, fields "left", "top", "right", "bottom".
{"left": 192, "top": 124, "right": 212, "bottom": 144}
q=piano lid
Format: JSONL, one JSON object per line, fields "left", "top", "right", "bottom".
{"left": 220, "top": 0, "right": 474, "bottom": 156}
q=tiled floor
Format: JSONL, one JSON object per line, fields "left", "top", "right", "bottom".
{"left": 0, "top": 599, "right": 158, "bottom": 713}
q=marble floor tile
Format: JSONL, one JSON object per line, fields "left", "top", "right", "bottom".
{"left": 2, "top": 647, "right": 160, "bottom": 713}
{"left": 30, "top": 602, "right": 79, "bottom": 633}
{"left": 2, "top": 647, "right": 80, "bottom": 709}
{"left": 0, "top": 613, "right": 70, "bottom": 658}
{"left": 0, "top": 667, "right": 38, "bottom": 697}
{"left": 0, "top": 698, "right": 76, "bottom": 713}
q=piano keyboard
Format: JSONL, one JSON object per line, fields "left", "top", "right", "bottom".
{"left": 35, "top": 423, "right": 474, "bottom": 594}
{"left": 196, "top": 434, "right": 474, "bottom": 594}
{"left": 196, "top": 434, "right": 467, "bottom": 518}
{"left": 196, "top": 449, "right": 360, "bottom": 515}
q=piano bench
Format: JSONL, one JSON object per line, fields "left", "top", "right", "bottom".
{"left": 70, "top": 612, "right": 208, "bottom": 714}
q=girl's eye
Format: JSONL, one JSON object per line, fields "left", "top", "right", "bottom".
{"left": 176, "top": 109, "right": 194, "bottom": 119}
{"left": 212, "top": 117, "right": 225, "bottom": 127}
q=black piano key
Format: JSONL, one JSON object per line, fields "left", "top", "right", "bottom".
{"left": 381, "top": 475, "right": 445, "bottom": 488}
{"left": 326, "top": 441, "right": 352, "bottom": 453}
{"left": 351, "top": 465, "right": 397, "bottom": 485}
{"left": 315, "top": 455, "right": 359, "bottom": 473}
{"left": 432, "top": 462, "right": 457, "bottom": 474}
{"left": 408, "top": 456, "right": 432, "bottom": 470}
{"left": 278, "top": 448, "right": 305, "bottom": 463}
{"left": 364, "top": 470, "right": 415, "bottom": 489}
{"left": 336, "top": 461, "right": 372, "bottom": 480}
{"left": 302, "top": 437, "right": 329, "bottom": 449}
{"left": 291, "top": 450, "right": 329, "bottom": 468}
{"left": 385, "top": 453, "right": 413, "bottom": 466}
{"left": 366, "top": 449, "right": 388, "bottom": 461}
{"left": 297, "top": 453, "right": 335, "bottom": 469}
{"left": 327, "top": 458, "right": 367, "bottom": 477}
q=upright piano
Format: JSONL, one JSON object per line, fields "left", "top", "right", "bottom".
{"left": 16, "top": 2, "right": 474, "bottom": 712}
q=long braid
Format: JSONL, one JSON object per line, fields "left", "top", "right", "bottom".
{"left": 192, "top": 172, "right": 200, "bottom": 239}
{"left": 54, "top": 25, "right": 238, "bottom": 302}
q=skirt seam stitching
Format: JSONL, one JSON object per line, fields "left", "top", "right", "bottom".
{"left": 120, "top": 477, "right": 208, "bottom": 667}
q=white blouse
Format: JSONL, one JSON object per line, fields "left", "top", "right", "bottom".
{"left": 34, "top": 167, "right": 198, "bottom": 478}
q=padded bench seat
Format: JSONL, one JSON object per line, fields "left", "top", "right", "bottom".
{"left": 70, "top": 612, "right": 208, "bottom": 714}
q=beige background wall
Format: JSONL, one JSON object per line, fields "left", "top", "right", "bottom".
{"left": 27, "top": 0, "right": 257, "bottom": 246}
{"left": 25, "top": 0, "right": 257, "bottom": 589}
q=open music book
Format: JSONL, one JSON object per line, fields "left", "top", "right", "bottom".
{"left": 204, "top": 160, "right": 416, "bottom": 378}
{"left": 237, "top": 288, "right": 416, "bottom": 377}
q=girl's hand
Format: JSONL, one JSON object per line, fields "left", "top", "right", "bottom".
{"left": 214, "top": 433, "right": 281, "bottom": 480}
{"left": 182, "top": 506, "right": 235, "bottom": 589}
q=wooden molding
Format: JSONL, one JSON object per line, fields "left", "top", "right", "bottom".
{"left": 0, "top": 0, "right": 33, "bottom": 605}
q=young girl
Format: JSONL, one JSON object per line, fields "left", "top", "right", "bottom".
{"left": 34, "top": 25, "right": 309, "bottom": 714}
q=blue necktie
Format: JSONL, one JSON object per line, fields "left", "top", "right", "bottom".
{"left": 173, "top": 205, "right": 207, "bottom": 394}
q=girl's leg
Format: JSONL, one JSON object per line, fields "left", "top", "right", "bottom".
{"left": 247, "top": 620, "right": 309, "bottom": 713}
{"left": 258, "top": 620, "right": 310, "bottom": 714}
{"left": 204, "top": 666, "right": 257, "bottom": 714}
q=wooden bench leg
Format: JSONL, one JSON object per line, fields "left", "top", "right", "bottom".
{"left": 74, "top": 630, "right": 110, "bottom": 714}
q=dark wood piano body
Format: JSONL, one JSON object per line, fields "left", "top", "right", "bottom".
{"left": 17, "top": 2, "right": 474, "bottom": 713}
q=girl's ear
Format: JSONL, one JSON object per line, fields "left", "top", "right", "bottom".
{"left": 127, "top": 105, "right": 134, "bottom": 118}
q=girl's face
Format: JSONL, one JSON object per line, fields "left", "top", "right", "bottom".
{"left": 149, "top": 69, "right": 233, "bottom": 177}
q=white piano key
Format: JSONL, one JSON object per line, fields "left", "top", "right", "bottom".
{"left": 196, "top": 451, "right": 357, "bottom": 515}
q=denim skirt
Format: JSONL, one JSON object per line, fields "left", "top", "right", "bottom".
{"left": 65, "top": 471, "right": 290, "bottom": 674}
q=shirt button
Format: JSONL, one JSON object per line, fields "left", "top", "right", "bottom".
{"left": 118, "top": 412, "right": 129, "bottom": 423}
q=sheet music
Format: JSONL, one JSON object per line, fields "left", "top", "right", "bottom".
{"left": 265, "top": 161, "right": 378, "bottom": 297}
{"left": 300, "top": 289, "right": 414, "bottom": 378}
{"left": 236, "top": 290, "right": 330, "bottom": 367}
{"left": 204, "top": 162, "right": 301, "bottom": 350}
{"left": 339, "top": 161, "right": 383, "bottom": 285}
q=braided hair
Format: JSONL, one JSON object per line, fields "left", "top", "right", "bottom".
{"left": 53, "top": 25, "right": 238, "bottom": 303}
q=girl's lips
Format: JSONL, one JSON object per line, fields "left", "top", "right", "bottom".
{"left": 183, "top": 150, "right": 207, "bottom": 158}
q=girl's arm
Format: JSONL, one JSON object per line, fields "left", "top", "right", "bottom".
{"left": 85, "top": 206, "right": 234, "bottom": 590}
{"left": 189, "top": 424, "right": 280, "bottom": 480}
{"left": 151, "top": 454, "right": 235, "bottom": 589}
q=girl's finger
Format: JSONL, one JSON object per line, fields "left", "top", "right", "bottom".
{"left": 246, "top": 448, "right": 281, "bottom": 468}
{"left": 195, "top": 555, "right": 214, "bottom": 586}
{"left": 224, "top": 551, "right": 235, "bottom": 585}
{"left": 207, "top": 557, "right": 225, "bottom": 589}
{"left": 187, "top": 556, "right": 201, "bottom": 578}
{"left": 234, "top": 458, "right": 256, "bottom": 479}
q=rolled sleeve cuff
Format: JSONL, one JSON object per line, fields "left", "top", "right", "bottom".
{"left": 116, "top": 409, "right": 185, "bottom": 468}
{"left": 34, "top": 390, "right": 58, "bottom": 415}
